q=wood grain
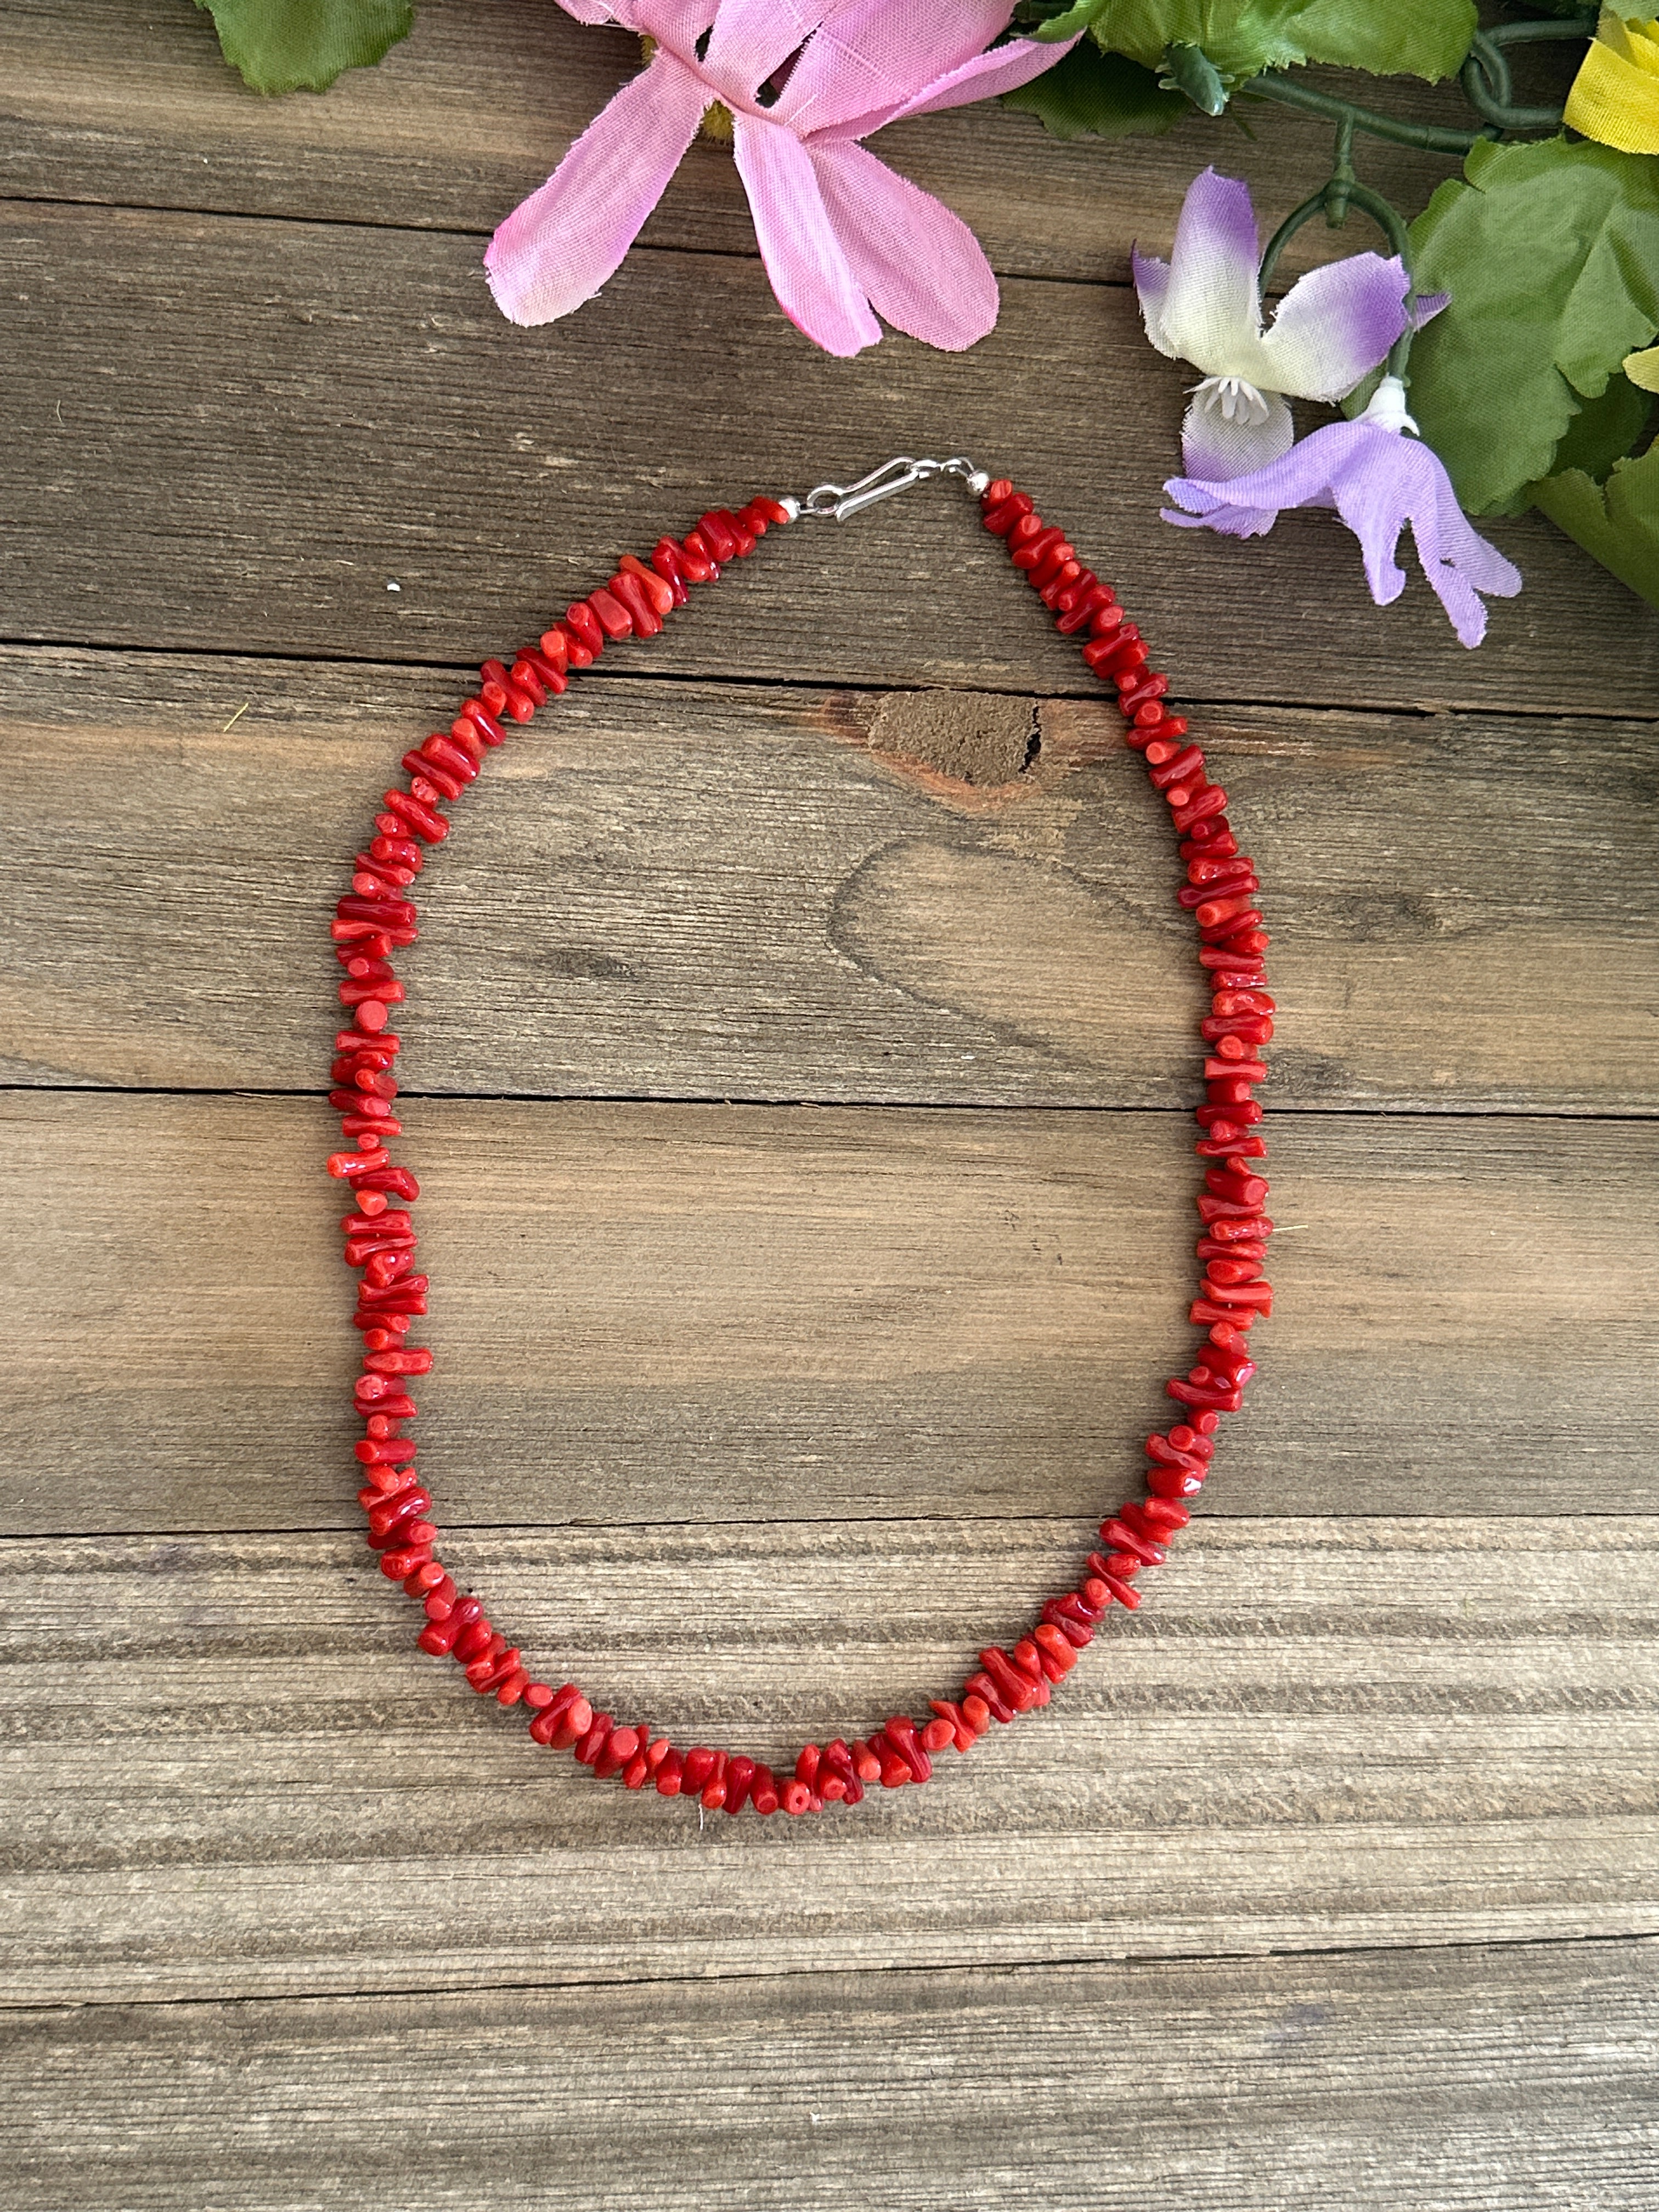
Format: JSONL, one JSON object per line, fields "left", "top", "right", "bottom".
{"left": 0, "top": 0, "right": 1498, "bottom": 283}
{"left": 2, "top": 1091, "right": 1651, "bottom": 1533}
{"left": 4, "top": 4, "right": 1654, "bottom": 2199}
{"left": 3, "top": 648, "right": 1654, "bottom": 1110}
{"left": 5, "top": 1939, "right": 1655, "bottom": 2211}
{"left": 4, "top": 204, "right": 1654, "bottom": 716}
{"left": 3, "top": 1518, "right": 1655, "bottom": 2006}
{"left": 3, "top": 1943, "right": 1657, "bottom": 2211}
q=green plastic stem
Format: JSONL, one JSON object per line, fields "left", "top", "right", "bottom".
{"left": 1257, "top": 177, "right": 1420, "bottom": 380}
{"left": 1460, "top": 18, "right": 1593, "bottom": 131}
{"left": 1242, "top": 71, "right": 1488, "bottom": 154}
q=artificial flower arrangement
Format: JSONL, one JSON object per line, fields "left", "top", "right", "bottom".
{"left": 191, "top": 1, "right": 1659, "bottom": 636}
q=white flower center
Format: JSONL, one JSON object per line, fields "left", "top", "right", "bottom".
{"left": 1359, "top": 374, "right": 1420, "bottom": 437}
{"left": 1193, "top": 374, "right": 1272, "bottom": 427}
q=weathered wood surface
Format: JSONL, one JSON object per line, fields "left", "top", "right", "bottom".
{"left": 4, "top": 201, "right": 1655, "bottom": 717}
{"left": 4, "top": 1092, "right": 1652, "bottom": 1532}
{"left": 3, "top": 1520, "right": 1655, "bottom": 2004}
{"left": 5, "top": 1939, "right": 1655, "bottom": 2211}
{"left": 4, "top": 0, "right": 1656, "bottom": 2194}
{"left": 3, "top": 648, "right": 1654, "bottom": 1112}
{"left": 0, "top": 0, "right": 1497, "bottom": 281}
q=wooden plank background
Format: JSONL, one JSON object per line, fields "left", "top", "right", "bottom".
{"left": 1, "top": 2, "right": 1656, "bottom": 2204}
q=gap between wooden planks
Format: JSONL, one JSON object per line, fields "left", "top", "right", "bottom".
{"left": 0, "top": 0, "right": 1516, "bottom": 279}
{"left": 3, "top": 1517, "right": 1656, "bottom": 2005}
{"left": 1, "top": 3, "right": 1654, "bottom": 2193}
{"left": 3, "top": 202, "right": 1653, "bottom": 716}
{"left": 2, "top": 650, "right": 1653, "bottom": 1111}
{"left": 2, "top": 1939, "right": 1654, "bottom": 2211}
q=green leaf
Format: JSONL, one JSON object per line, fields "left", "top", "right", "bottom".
{"left": 1077, "top": 1, "right": 1476, "bottom": 84}
{"left": 1003, "top": 41, "right": 1189, "bottom": 136}
{"left": 1532, "top": 444, "right": 1659, "bottom": 610}
{"left": 1403, "top": 137, "right": 1659, "bottom": 514}
{"left": 195, "top": 0, "right": 414, "bottom": 95}
{"left": 1546, "top": 373, "right": 1655, "bottom": 485}
{"left": 1024, "top": 0, "right": 1107, "bottom": 42}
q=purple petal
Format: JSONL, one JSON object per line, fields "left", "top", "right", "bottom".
{"left": 1325, "top": 433, "right": 1522, "bottom": 640}
{"left": 809, "top": 139, "right": 998, "bottom": 349}
{"left": 1164, "top": 430, "right": 1341, "bottom": 524}
{"left": 1260, "top": 252, "right": 1410, "bottom": 400}
{"left": 1331, "top": 433, "right": 1414, "bottom": 607}
{"left": 484, "top": 50, "right": 708, "bottom": 325}
{"left": 731, "top": 112, "right": 881, "bottom": 355}
{"left": 1161, "top": 499, "right": 1279, "bottom": 539}
{"left": 775, "top": 0, "right": 1013, "bottom": 136}
{"left": 1156, "top": 170, "right": 1263, "bottom": 379}
{"left": 1133, "top": 247, "right": 1174, "bottom": 357}
{"left": 1181, "top": 387, "right": 1294, "bottom": 481}
{"left": 1405, "top": 448, "right": 1523, "bottom": 646}
{"left": 1411, "top": 289, "right": 1450, "bottom": 329}
{"left": 1164, "top": 420, "right": 1522, "bottom": 647}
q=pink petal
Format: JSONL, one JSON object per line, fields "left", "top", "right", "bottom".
{"left": 731, "top": 112, "right": 880, "bottom": 356}
{"left": 774, "top": 0, "right": 1013, "bottom": 137}
{"left": 850, "top": 27, "right": 1080, "bottom": 135}
{"left": 630, "top": 0, "right": 722, "bottom": 44}
{"left": 809, "top": 139, "right": 998, "bottom": 351}
{"left": 484, "top": 50, "right": 709, "bottom": 326}
{"left": 699, "top": 0, "right": 826, "bottom": 108}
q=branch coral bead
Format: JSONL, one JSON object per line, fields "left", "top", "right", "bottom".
{"left": 323, "top": 471, "right": 1272, "bottom": 1816}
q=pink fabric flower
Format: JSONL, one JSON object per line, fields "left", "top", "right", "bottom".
{"left": 485, "top": 0, "right": 1074, "bottom": 357}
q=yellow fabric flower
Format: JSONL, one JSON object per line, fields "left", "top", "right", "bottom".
{"left": 1565, "top": 10, "right": 1659, "bottom": 154}
{"left": 1624, "top": 344, "right": 1659, "bottom": 391}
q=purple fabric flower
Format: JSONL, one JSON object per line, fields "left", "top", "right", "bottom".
{"left": 1163, "top": 378, "right": 1523, "bottom": 647}
{"left": 1133, "top": 168, "right": 1443, "bottom": 481}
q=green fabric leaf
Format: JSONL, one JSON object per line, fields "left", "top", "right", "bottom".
{"left": 195, "top": 0, "right": 414, "bottom": 94}
{"left": 1064, "top": 1, "right": 1476, "bottom": 83}
{"left": 1003, "top": 42, "right": 1189, "bottom": 134}
{"left": 1532, "top": 444, "right": 1659, "bottom": 610}
{"left": 1403, "top": 136, "right": 1659, "bottom": 515}
{"left": 1546, "top": 373, "right": 1655, "bottom": 485}
{"left": 1026, "top": 0, "right": 1104, "bottom": 41}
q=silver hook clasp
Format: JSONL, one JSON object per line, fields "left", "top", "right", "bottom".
{"left": 799, "top": 454, "right": 990, "bottom": 523}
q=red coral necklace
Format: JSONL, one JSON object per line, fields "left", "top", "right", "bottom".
{"left": 327, "top": 456, "right": 1274, "bottom": 1818}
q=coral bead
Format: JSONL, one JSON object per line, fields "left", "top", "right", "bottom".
{"left": 587, "top": 588, "right": 632, "bottom": 640}
{"left": 667, "top": 534, "right": 714, "bottom": 584}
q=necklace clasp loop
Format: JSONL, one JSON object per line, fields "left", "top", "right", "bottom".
{"left": 799, "top": 454, "right": 989, "bottom": 523}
